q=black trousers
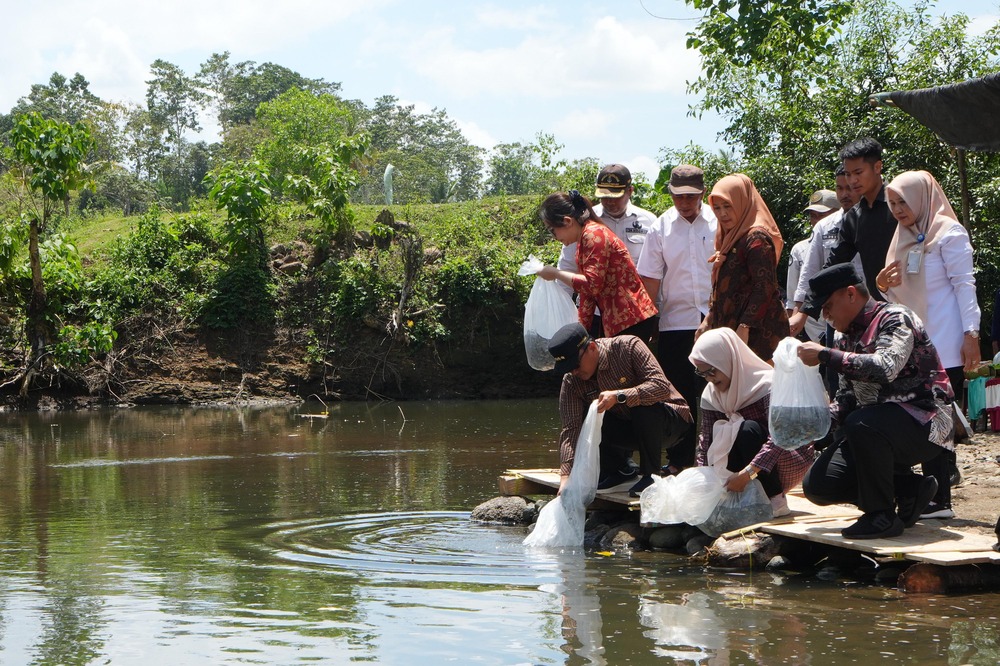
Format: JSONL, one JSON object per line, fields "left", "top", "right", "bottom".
{"left": 920, "top": 365, "right": 964, "bottom": 506}
{"left": 722, "top": 420, "right": 783, "bottom": 498}
{"left": 600, "top": 404, "right": 688, "bottom": 476}
{"left": 802, "top": 402, "right": 943, "bottom": 513}
{"left": 655, "top": 329, "right": 704, "bottom": 468}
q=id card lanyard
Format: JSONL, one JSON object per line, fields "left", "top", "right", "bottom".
{"left": 905, "top": 231, "right": 926, "bottom": 275}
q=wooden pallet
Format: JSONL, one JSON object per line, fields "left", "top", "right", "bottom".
{"left": 500, "top": 468, "right": 1000, "bottom": 566}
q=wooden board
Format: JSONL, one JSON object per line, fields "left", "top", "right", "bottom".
{"left": 500, "top": 469, "right": 1000, "bottom": 566}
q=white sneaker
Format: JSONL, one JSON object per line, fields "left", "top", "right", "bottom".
{"left": 770, "top": 493, "right": 790, "bottom": 517}
{"left": 920, "top": 502, "right": 955, "bottom": 519}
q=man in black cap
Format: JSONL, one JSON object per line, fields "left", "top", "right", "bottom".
{"left": 548, "top": 323, "right": 691, "bottom": 497}
{"left": 555, "top": 164, "right": 656, "bottom": 335}
{"left": 797, "top": 264, "right": 954, "bottom": 539}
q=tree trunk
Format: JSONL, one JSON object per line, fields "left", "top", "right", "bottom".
{"left": 24, "top": 214, "right": 49, "bottom": 395}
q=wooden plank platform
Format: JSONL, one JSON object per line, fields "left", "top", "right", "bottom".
{"left": 501, "top": 468, "right": 1000, "bottom": 566}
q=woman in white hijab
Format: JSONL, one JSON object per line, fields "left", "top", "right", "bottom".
{"left": 875, "top": 170, "right": 980, "bottom": 519}
{"left": 689, "top": 328, "right": 814, "bottom": 516}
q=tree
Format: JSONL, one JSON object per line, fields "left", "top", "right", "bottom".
{"left": 4, "top": 112, "right": 94, "bottom": 391}
{"left": 483, "top": 133, "right": 566, "bottom": 196}
{"left": 146, "top": 59, "right": 207, "bottom": 205}
{"left": 10, "top": 72, "right": 103, "bottom": 125}
{"left": 198, "top": 51, "right": 341, "bottom": 129}
{"left": 354, "top": 95, "right": 483, "bottom": 204}
{"left": 253, "top": 88, "right": 357, "bottom": 188}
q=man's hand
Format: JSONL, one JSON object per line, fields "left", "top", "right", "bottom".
{"left": 788, "top": 310, "right": 808, "bottom": 337}
{"left": 596, "top": 390, "right": 619, "bottom": 413}
{"left": 798, "top": 341, "right": 825, "bottom": 367}
{"left": 962, "top": 333, "right": 982, "bottom": 372}
{"left": 558, "top": 475, "right": 569, "bottom": 496}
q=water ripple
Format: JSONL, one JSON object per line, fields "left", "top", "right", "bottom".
{"left": 262, "top": 511, "right": 564, "bottom": 586}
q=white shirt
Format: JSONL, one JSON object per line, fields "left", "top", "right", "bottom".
{"left": 793, "top": 209, "right": 865, "bottom": 303}
{"left": 786, "top": 238, "right": 825, "bottom": 342}
{"left": 635, "top": 205, "right": 717, "bottom": 331}
{"left": 556, "top": 201, "right": 656, "bottom": 299}
{"left": 918, "top": 225, "right": 981, "bottom": 368}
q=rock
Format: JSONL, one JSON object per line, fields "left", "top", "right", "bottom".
{"left": 601, "top": 524, "right": 643, "bottom": 550}
{"left": 874, "top": 564, "right": 908, "bottom": 586}
{"left": 586, "top": 510, "right": 628, "bottom": 531}
{"left": 648, "top": 524, "right": 687, "bottom": 550}
{"left": 355, "top": 230, "right": 374, "bottom": 248}
{"left": 278, "top": 260, "right": 304, "bottom": 275}
{"left": 705, "top": 533, "right": 780, "bottom": 569}
{"left": 685, "top": 534, "right": 715, "bottom": 555}
{"left": 424, "top": 246, "right": 443, "bottom": 264}
{"left": 584, "top": 524, "right": 611, "bottom": 549}
{"left": 470, "top": 496, "right": 537, "bottom": 525}
{"left": 765, "top": 555, "right": 793, "bottom": 571}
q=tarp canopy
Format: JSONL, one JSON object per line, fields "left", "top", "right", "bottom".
{"left": 871, "top": 72, "right": 1000, "bottom": 152}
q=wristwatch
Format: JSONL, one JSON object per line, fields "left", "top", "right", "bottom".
{"left": 966, "top": 329, "right": 980, "bottom": 338}
{"left": 617, "top": 391, "right": 627, "bottom": 404}
{"left": 745, "top": 465, "right": 758, "bottom": 480}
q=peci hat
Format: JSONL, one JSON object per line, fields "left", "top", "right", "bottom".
{"left": 804, "top": 189, "right": 839, "bottom": 213}
{"left": 594, "top": 164, "right": 632, "bottom": 198}
{"left": 667, "top": 164, "right": 706, "bottom": 195}
{"left": 548, "top": 323, "right": 592, "bottom": 374}
{"left": 802, "top": 263, "right": 863, "bottom": 319}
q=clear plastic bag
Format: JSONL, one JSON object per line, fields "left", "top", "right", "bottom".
{"left": 519, "top": 255, "right": 579, "bottom": 371}
{"left": 524, "top": 401, "right": 603, "bottom": 548}
{"left": 639, "top": 466, "right": 725, "bottom": 526}
{"left": 769, "top": 336, "right": 831, "bottom": 450}
{"left": 696, "top": 478, "right": 773, "bottom": 537}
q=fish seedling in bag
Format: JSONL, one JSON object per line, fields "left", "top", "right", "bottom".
{"left": 769, "top": 337, "right": 831, "bottom": 450}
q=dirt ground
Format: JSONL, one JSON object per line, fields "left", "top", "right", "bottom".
{"left": 949, "top": 427, "right": 1000, "bottom": 538}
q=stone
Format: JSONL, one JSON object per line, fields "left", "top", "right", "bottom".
{"left": 706, "top": 533, "right": 780, "bottom": 569}
{"left": 685, "top": 534, "right": 715, "bottom": 555}
{"left": 600, "top": 524, "right": 643, "bottom": 550}
{"left": 470, "top": 496, "right": 537, "bottom": 525}
{"left": 647, "top": 524, "right": 687, "bottom": 550}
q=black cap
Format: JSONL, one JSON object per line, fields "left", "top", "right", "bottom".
{"left": 594, "top": 164, "right": 632, "bottom": 198}
{"left": 548, "top": 323, "right": 591, "bottom": 374}
{"left": 802, "top": 263, "right": 863, "bottom": 319}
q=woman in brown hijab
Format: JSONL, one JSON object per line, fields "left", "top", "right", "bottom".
{"left": 696, "top": 174, "right": 789, "bottom": 361}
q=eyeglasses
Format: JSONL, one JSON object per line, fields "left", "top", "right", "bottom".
{"left": 693, "top": 366, "right": 718, "bottom": 379}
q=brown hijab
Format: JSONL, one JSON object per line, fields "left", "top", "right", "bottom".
{"left": 707, "top": 174, "right": 784, "bottom": 283}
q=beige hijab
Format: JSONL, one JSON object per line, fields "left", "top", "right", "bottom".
{"left": 689, "top": 328, "right": 773, "bottom": 475}
{"left": 707, "top": 174, "right": 784, "bottom": 284}
{"left": 885, "top": 170, "right": 964, "bottom": 323}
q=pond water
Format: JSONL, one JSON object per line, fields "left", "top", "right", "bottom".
{"left": 0, "top": 400, "right": 998, "bottom": 665}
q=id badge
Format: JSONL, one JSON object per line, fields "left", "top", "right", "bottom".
{"left": 905, "top": 248, "right": 923, "bottom": 274}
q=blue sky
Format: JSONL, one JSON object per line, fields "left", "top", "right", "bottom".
{"left": 2, "top": 0, "right": 998, "bottom": 185}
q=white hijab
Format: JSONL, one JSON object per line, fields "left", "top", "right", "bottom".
{"left": 689, "top": 328, "right": 772, "bottom": 474}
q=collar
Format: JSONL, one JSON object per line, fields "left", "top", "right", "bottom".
{"left": 862, "top": 183, "right": 887, "bottom": 210}
{"left": 845, "top": 298, "right": 882, "bottom": 336}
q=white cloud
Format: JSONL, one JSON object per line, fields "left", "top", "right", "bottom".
{"left": 402, "top": 14, "right": 699, "bottom": 99}
{"left": 552, "top": 108, "right": 614, "bottom": 138}
{"left": 624, "top": 155, "right": 664, "bottom": 186}
{"left": 455, "top": 119, "right": 498, "bottom": 150}
{"left": 474, "top": 5, "right": 556, "bottom": 31}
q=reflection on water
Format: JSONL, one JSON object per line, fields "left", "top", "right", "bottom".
{"left": 0, "top": 401, "right": 998, "bottom": 665}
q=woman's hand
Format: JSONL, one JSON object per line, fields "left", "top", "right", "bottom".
{"left": 695, "top": 319, "right": 710, "bottom": 341}
{"left": 962, "top": 332, "right": 982, "bottom": 372}
{"left": 876, "top": 260, "right": 901, "bottom": 293}
{"left": 557, "top": 475, "right": 569, "bottom": 496}
{"left": 537, "top": 265, "right": 558, "bottom": 281}
{"left": 736, "top": 323, "right": 750, "bottom": 344}
{"left": 725, "top": 469, "right": 753, "bottom": 492}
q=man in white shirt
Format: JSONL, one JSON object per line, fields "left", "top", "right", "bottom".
{"left": 635, "top": 164, "right": 717, "bottom": 470}
{"left": 556, "top": 164, "right": 657, "bottom": 335}
{"left": 786, "top": 189, "right": 840, "bottom": 342}
{"left": 789, "top": 167, "right": 863, "bottom": 337}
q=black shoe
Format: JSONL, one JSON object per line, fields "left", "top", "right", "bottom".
{"left": 841, "top": 511, "right": 904, "bottom": 539}
{"left": 949, "top": 462, "right": 962, "bottom": 487}
{"left": 897, "top": 475, "right": 938, "bottom": 528}
{"left": 597, "top": 469, "right": 638, "bottom": 490}
{"left": 628, "top": 474, "right": 655, "bottom": 498}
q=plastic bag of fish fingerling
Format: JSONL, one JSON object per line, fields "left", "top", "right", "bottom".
{"left": 768, "top": 337, "right": 831, "bottom": 450}
{"left": 520, "top": 256, "right": 578, "bottom": 371}
{"left": 524, "top": 401, "right": 603, "bottom": 548}
{"left": 640, "top": 466, "right": 725, "bottom": 527}
{"left": 696, "top": 479, "right": 773, "bottom": 537}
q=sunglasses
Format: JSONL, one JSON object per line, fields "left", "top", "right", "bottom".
{"left": 693, "top": 366, "right": 718, "bottom": 379}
